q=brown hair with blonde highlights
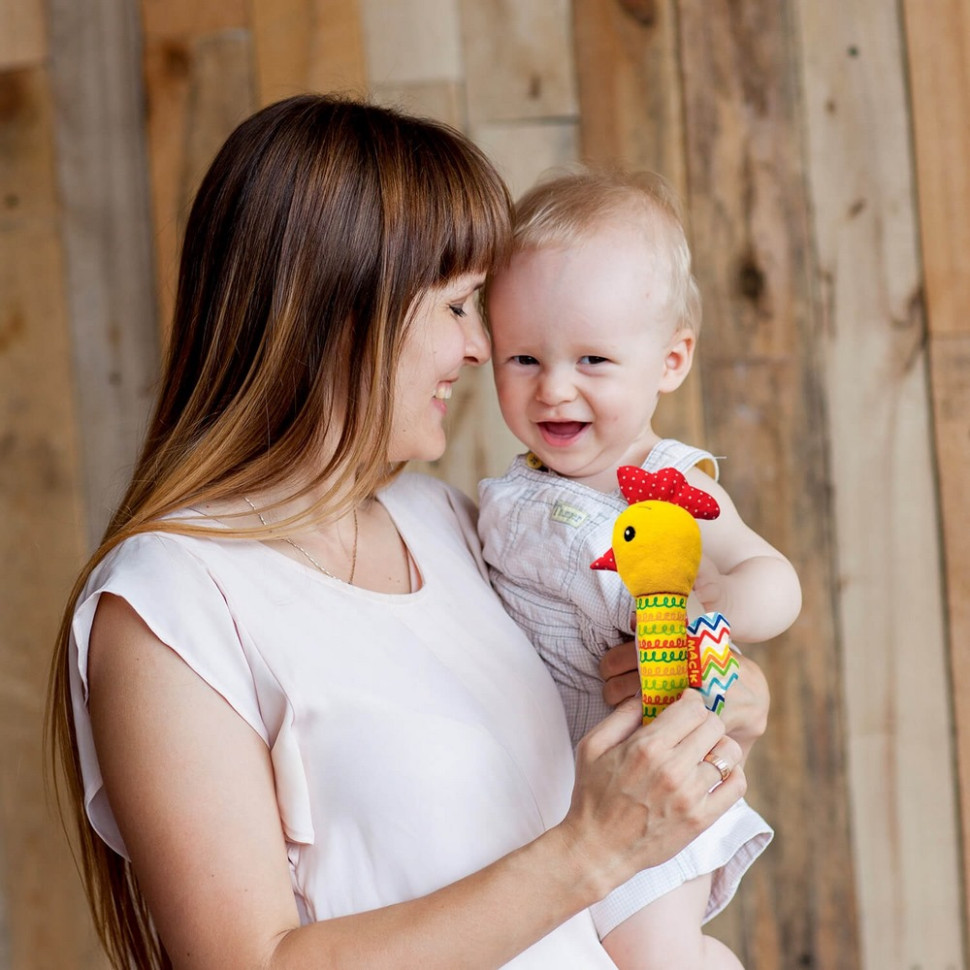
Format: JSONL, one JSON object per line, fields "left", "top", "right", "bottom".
{"left": 46, "top": 93, "right": 511, "bottom": 970}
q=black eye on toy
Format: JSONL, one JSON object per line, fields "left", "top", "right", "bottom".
{"left": 623, "top": 525, "right": 636, "bottom": 542}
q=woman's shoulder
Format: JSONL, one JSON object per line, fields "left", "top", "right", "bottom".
{"left": 92, "top": 525, "right": 222, "bottom": 581}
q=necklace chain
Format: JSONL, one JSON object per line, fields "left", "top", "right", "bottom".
{"left": 243, "top": 496, "right": 359, "bottom": 584}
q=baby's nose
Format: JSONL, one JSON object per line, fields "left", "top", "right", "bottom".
{"left": 536, "top": 368, "right": 576, "bottom": 405}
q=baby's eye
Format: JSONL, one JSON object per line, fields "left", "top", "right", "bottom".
{"left": 579, "top": 355, "right": 609, "bottom": 365}
{"left": 510, "top": 355, "right": 539, "bottom": 366}
{"left": 449, "top": 303, "right": 467, "bottom": 318}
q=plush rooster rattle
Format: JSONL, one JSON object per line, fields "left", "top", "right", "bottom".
{"left": 591, "top": 466, "right": 740, "bottom": 723}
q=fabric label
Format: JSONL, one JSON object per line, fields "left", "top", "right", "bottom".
{"left": 550, "top": 501, "right": 588, "bottom": 528}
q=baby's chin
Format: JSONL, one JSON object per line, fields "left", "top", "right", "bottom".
{"left": 532, "top": 453, "right": 626, "bottom": 494}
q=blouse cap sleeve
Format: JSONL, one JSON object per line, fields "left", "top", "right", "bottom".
{"left": 70, "top": 533, "right": 266, "bottom": 858}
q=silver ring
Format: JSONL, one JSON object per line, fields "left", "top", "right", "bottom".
{"left": 703, "top": 751, "right": 732, "bottom": 784}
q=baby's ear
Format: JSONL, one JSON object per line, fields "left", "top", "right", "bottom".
{"left": 659, "top": 328, "right": 695, "bottom": 393}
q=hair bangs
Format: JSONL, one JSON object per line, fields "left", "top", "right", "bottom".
{"left": 409, "top": 124, "right": 513, "bottom": 288}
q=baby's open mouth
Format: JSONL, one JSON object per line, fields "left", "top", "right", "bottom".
{"left": 538, "top": 421, "right": 588, "bottom": 443}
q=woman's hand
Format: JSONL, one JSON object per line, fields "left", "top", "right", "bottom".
{"left": 599, "top": 641, "right": 769, "bottom": 764}
{"left": 558, "top": 692, "right": 746, "bottom": 899}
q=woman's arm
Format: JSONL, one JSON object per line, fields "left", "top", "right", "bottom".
{"left": 89, "top": 594, "right": 744, "bottom": 970}
{"left": 599, "top": 645, "right": 769, "bottom": 764}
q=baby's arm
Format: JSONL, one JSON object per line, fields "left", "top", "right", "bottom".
{"left": 685, "top": 467, "right": 801, "bottom": 644}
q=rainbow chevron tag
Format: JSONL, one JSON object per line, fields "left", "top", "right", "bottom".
{"left": 687, "top": 612, "right": 739, "bottom": 714}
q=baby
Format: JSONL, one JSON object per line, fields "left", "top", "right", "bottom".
{"left": 478, "top": 169, "right": 801, "bottom": 969}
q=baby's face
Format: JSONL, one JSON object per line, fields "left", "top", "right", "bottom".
{"left": 487, "top": 221, "right": 692, "bottom": 489}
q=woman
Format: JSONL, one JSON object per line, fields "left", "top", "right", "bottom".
{"left": 47, "top": 94, "right": 763, "bottom": 969}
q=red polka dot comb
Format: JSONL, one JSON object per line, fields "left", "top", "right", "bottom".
{"left": 616, "top": 466, "right": 720, "bottom": 520}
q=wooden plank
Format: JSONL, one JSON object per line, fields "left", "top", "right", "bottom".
{"left": 370, "top": 80, "right": 465, "bottom": 129}
{"left": 928, "top": 332, "right": 970, "bottom": 936}
{"left": 573, "top": 0, "right": 685, "bottom": 190}
{"left": 675, "top": 2, "right": 861, "bottom": 965}
{"left": 140, "top": 0, "right": 248, "bottom": 40}
{"left": 797, "top": 3, "right": 964, "bottom": 967}
{"left": 904, "top": 0, "right": 970, "bottom": 946}
{"left": 360, "top": 0, "right": 462, "bottom": 86}
{"left": 572, "top": 0, "right": 705, "bottom": 470}
{"left": 142, "top": 26, "right": 255, "bottom": 339}
{"left": 460, "top": 0, "right": 577, "bottom": 124}
{"left": 903, "top": 0, "right": 970, "bottom": 339}
{"left": 472, "top": 119, "right": 578, "bottom": 199}
{"left": 0, "top": 64, "right": 107, "bottom": 970}
{"left": 0, "top": 0, "right": 46, "bottom": 68}
{"left": 252, "top": 0, "right": 367, "bottom": 105}
{"left": 47, "top": 0, "right": 160, "bottom": 548}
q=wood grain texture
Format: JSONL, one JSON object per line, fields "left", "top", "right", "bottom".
{"left": 142, "top": 25, "right": 255, "bottom": 338}
{"left": 140, "top": 0, "right": 247, "bottom": 39}
{"left": 360, "top": 0, "right": 462, "bottom": 86}
{"left": 0, "top": 0, "right": 46, "bottom": 68}
{"left": 904, "top": 0, "right": 970, "bottom": 950}
{"left": 928, "top": 333, "right": 970, "bottom": 950}
{"left": 0, "top": 2, "right": 966, "bottom": 967}
{"left": 573, "top": 0, "right": 685, "bottom": 189}
{"left": 472, "top": 119, "right": 579, "bottom": 199}
{"left": 252, "top": 0, "right": 367, "bottom": 105}
{"left": 798, "top": 3, "right": 964, "bottom": 966}
{"left": 0, "top": 64, "right": 108, "bottom": 970}
{"left": 371, "top": 80, "right": 465, "bottom": 129}
{"left": 460, "top": 0, "right": 577, "bottom": 123}
{"left": 48, "top": 0, "right": 160, "bottom": 546}
{"left": 572, "top": 0, "right": 706, "bottom": 468}
{"left": 903, "top": 0, "right": 970, "bottom": 340}
{"left": 676, "top": 2, "right": 860, "bottom": 965}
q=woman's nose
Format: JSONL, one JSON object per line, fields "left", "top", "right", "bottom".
{"left": 462, "top": 309, "right": 491, "bottom": 366}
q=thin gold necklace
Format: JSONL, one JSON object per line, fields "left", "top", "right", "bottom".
{"left": 243, "top": 496, "right": 359, "bottom": 584}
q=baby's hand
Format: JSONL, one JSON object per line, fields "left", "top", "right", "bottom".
{"left": 693, "top": 556, "right": 727, "bottom": 614}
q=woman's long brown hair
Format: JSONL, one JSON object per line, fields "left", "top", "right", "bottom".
{"left": 46, "top": 93, "right": 511, "bottom": 969}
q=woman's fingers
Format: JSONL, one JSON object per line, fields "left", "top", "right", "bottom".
{"left": 640, "top": 689, "right": 723, "bottom": 752}
{"left": 600, "top": 644, "right": 770, "bottom": 770}
{"left": 576, "top": 695, "right": 642, "bottom": 761}
{"left": 700, "top": 736, "right": 743, "bottom": 788}
{"left": 567, "top": 689, "right": 747, "bottom": 887}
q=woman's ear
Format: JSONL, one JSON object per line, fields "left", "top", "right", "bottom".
{"left": 659, "top": 328, "right": 696, "bottom": 394}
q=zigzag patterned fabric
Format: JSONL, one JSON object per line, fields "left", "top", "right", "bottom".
{"left": 688, "top": 612, "right": 740, "bottom": 714}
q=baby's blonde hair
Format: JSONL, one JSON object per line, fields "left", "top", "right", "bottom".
{"left": 509, "top": 168, "right": 701, "bottom": 334}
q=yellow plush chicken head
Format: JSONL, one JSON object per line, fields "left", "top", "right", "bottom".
{"left": 591, "top": 466, "right": 721, "bottom": 596}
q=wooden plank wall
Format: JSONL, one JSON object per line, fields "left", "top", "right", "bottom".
{"left": 904, "top": 2, "right": 970, "bottom": 956}
{"left": 1, "top": 1, "right": 967, "bottom": 968}
{"left": 0, "top": 0, "right": 108, "bottom": 966}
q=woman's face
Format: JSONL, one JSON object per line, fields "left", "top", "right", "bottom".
{"left": 387, "top": 272, "right": 490, "bottom": 463}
